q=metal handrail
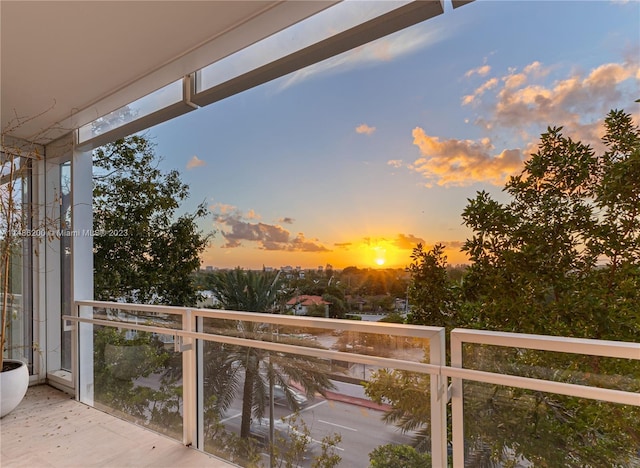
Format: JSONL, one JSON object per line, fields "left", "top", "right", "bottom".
{"left": 64, "top": 314, "right": 441, "bottom": 375}
{"left": 72, "top": 300, "right": 640, "bottom": 468}
{"left": 75, "top": 299, "right": 444, "bottom": 338}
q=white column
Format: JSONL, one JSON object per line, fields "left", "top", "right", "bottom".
{"left": 71, "top": 145, "right": 94, "bottom": 404}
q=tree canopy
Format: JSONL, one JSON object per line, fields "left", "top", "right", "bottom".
{"left": 93, "top": 135, "right": 210, "bottom": 306}
{"left": 366, "top": 109, "right": 640, "bottom": 466}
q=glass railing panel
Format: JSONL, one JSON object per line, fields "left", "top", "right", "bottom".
{"left": 200, "top": 317, "right": 434, "bottom": 467}
{"left": 202, "top": 317, "right": 431, "bottom": 362}
{"left": 462, "top": 343, "right": 640, "bottom": 393}
{"left": 463, "top": 380, "right": 640, "bottom": 467}
{"left": 92, "top": 305, "right": 183, "bottom": 333}
{"left": 203, "top": 342, "right": 430, "bottom": 468}
{"left": 92, "top": 322, "right": 183, "bottom": 441}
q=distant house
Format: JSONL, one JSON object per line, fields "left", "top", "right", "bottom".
{"left": 197, "top": 290, "right": 221, "bottom": 309}
{"left": 286, "top": 295, "right": 331, "bottom": 317}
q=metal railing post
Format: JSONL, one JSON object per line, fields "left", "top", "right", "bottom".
{"left": 196, "top": 316, "right": 204, "bottom": 449}
{"left": 450, "top": 330, "right": 464, "bottom": 468}
{"left": 430, "top": 328, "right": 448, "bottom": 467}
{"left": 182, "top": 309, "right": 196, "bottom": 446}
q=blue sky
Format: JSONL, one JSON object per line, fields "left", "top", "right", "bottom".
{"left": 149, "top": 0, "right": 640, "bottom": 270}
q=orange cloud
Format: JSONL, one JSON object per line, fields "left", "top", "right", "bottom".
{"left": 209, "top": 202, "right": 236, "bottom": 214}
{"left": 465, "top": 64, "right": 491, "bottom": 78}
{"left": 186, "top": 155, "right": 206, "bottom": 169}
{"left": 411, "top": 128, "right": 524, "bottom": 187}
{"left": 394, "top": 233, "right": 426, "bottom": 250}
{"left": 473, "top": 59, "right": 639, "bottom": 149}
{"left": 356, "top": 123, "right": 376, "bottom": 135}
{"left": 462, "top": 77, "right": 499, "bottom": 105}
{"left": 246, "top": 209, "right": 260, "bottom": 220}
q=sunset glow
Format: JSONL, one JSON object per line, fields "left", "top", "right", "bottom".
{"left": 151, "top": 1, "right": 638, "bottom": 271}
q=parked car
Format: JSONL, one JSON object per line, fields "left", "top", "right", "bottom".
{"left": 271, "top": 384, "right": 309, "bottom": 409}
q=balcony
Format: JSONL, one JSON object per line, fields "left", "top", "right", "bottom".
{"left": 9, "top": 300, "right": 628, "bottom": 468}
{"left": 1, "top": 385, "right": 233, "bottom": 467}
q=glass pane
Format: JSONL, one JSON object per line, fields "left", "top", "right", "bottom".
{"left": 200, "top": 317, "right": 432, "bottom": 467}
{"left": 93, "top": 319, "right": 183, "bottom": 441}
{"left": 60, "top": 161, "right": 72, "bottom": 370}
{"left": 196, "top": 1, "right": 412, "bottom": 93}
{"left": 462, "top": 343, "right": 640, "bottom": 393}
{"left": 461, "top": 343, "right": 640, "bottom": 466}
{"left": 78, "top": 80, "right": 183, "bottom": 144}
{"left": 463, "top": 381, "right": 640, "bottom": 467}
{"left": 1, "top": 155, "right": 33, "bottom": 372}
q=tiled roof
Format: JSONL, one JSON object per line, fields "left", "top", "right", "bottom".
{"left": 286, "top": 295, "right": 330, "bottom": 306}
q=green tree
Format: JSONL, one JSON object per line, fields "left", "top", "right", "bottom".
{"left": 369, "top": 443, "right": 432, "bottom": 468}
{"left": 93, "top": 135, "right": 210, "bottom": 306}
{"left": 458, "top": 109, "right": 640, "bottom": 466}
{"left": 366, "top": 109, "right": 640, "bottom": 466}
{"left": 406, "top": 243, "right": 457, "bottom": 327}
{"left": 206, "top": 269, "right": 334, "bottom": 442}
{"left": 461, "top": 110, "right": 639, "bottom": 340}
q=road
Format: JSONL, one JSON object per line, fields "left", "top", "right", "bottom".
{"left": 219, "top": 392, "right": 416, "bottom": 467}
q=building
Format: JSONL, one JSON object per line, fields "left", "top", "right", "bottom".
{"left": 1, "top": 2, "right": 637, "bottom": 468}
{"left": 286, "top": 295, "right": 331, "bottom": 317}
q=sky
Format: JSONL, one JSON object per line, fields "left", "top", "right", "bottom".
{"left": 147, "top": 0, "right": 640, "bottom": 271}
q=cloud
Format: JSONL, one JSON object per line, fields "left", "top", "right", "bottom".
{"left": 411, "top": 128, "right": 524, "bottom": 187}
{"left": 387, "top": 159, "right": 403, "bottom": 168}
{"left": 356, "top": 124, "right": 376, "bottom": 135}
{"left": 466, "top": 59, "right": 638, "bottom": 149}
{"left": 278, "top": 217, "right": 295, "bottom": 224}
{"left": 288, "top": 233, "right": 330, "bottom": 252}
{"left": 401, "top": 58, "right": 637, "bottom": 188}
{"left": 394, "top": 233, "right": 426, "bottom": 250}
{"left": 217, "top": 214, "right": 290, "bottom": 249}
{"left": 334, "top": 242, "right": 353, "bottom": 249}
{"left": 462, "top": 77, "right": 499, "bottom": 105}
{"left": 186, "top": 155, "right": 206, "bottom": 170}
{"left": 278, "top": 23, "right": 448, "bottom": 90}
{"left": 213, "top": 207, "right": 329, "bottom": 252}
{"left": 465, "top": 64, "right": 491, "bottom": 78}
{"left": 209, "top": 202, "right": 236, "bottom": 214}
{"left": 246, "top": 209, "right": 260, "bottom": 220}
{"left": 437, "top": 240, "right": 465, "bottom": 250}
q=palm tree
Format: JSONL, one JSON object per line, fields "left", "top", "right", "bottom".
{"left": 206, "top": 269, "right": 334, "bottom": 440}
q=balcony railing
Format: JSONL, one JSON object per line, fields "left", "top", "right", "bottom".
{"left": 64, "top": 301, "right": 639, "bottom": 467}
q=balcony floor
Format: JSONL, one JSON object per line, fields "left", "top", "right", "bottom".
{"left": 1, "top": 384, "right": 234, "bottom": 467}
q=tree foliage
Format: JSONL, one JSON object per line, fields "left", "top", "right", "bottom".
{"left": 460, "top": 110, "right": 640, "bottom": 341}
{"left": 369, "top": 443, "right": 432, "bottom": 468}
{"left": 93, "top": 136, "right": 210, "bottom": 306}
{"left": 406, "top": 243, "right": 456, "bottom": 327}
{"left": 366, "top": 109, "right": 640, "bottom": 466}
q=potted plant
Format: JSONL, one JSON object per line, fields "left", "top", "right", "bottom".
{"left": 0, "top": 116, "right": 44, "bottom": 417}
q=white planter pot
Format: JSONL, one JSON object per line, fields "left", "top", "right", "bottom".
{"left": 0, "top": 359, "right": 29, "bottom": 418}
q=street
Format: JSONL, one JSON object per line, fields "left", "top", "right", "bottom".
{"left": 219, "top": 387, "right": 416, "bottom": 467}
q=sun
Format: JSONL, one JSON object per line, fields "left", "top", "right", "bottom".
{"left": 375, "top": 258, "right": 386, "bottom": 266}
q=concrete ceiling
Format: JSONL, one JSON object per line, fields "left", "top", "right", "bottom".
{"left": 1, "top": 1, "right": 336, "bottom": 143}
